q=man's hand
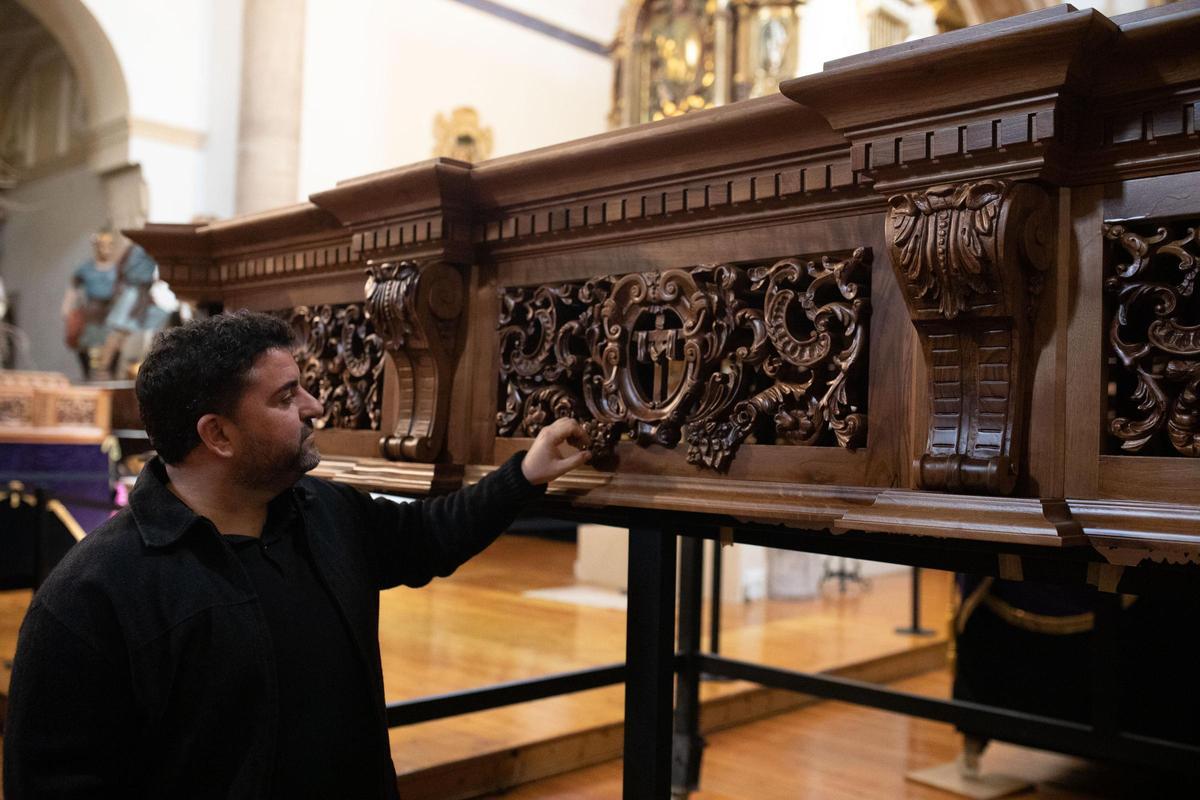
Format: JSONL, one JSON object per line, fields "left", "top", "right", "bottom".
{"left": 521, "top": 417, "right": 592, "bottom": 485}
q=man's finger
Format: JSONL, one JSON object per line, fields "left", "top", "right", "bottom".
{"left": 556, "top": 450, "right": 591, "bottom": 472}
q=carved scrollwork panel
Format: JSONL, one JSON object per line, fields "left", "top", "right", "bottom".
{"left": 496, "top": 249, "right": 871, "bottom": 471}
{"left": 286, "top": 303, "right": 385, "bottom": 431}
{"left": 887, "top": 179, "right": 1054, "bottom": 494}
{"left": 1104, "top": 220, "right": 1200, "bottom": 457}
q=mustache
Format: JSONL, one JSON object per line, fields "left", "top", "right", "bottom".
{"left": 301, "top": 422, "right": 315, "bottom": 440}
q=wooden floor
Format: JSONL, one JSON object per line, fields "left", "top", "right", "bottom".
{"left": 1, "top": 535, "right": 954, "bottom": 798}
{"left": 493, "top": 670, "right": 1194, "bottom": 800}
{"left": 375, "top": 537, "right": 950, "bottom": 786}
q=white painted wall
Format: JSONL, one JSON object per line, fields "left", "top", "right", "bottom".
{"left": 81, "top": 0, "right": 243, "bottom": 222}
{"left": 297, "top": 0, "right": 613, "bottom": 197}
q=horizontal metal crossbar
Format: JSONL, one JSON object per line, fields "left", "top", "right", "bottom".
{"left": 385, "top": 662, "right": 626, "bottom": 727}
{"left": 697, "top": 654, "right": 1200, "bottom": 772}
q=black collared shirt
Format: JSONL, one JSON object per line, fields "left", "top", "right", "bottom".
{"left": 225, "top": 492, "right": 378, "bottom": 798}
{"left": 4, "top": 452, "right": 543, "bottom": 800}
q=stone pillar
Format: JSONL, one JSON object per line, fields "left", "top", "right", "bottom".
{"left": 235, "top": 0, "right": 306, "bottom": 215}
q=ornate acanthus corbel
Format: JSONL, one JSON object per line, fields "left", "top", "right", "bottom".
{"left": 365, "top": 259, "right": 464, "bottom": 461}
{"left": 887, "top": 179, "right": 1054, "bottom": 494}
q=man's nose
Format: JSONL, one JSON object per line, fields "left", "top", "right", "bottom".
{"left": 299, "top": 388, "right": 323, "bottom": 419}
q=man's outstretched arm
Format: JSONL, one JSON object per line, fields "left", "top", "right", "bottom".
{"left": 354, "top": 418, "right": 592, "bottom": 589}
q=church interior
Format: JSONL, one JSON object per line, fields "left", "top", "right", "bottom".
{"left": 2, "top": 0, "right": 1199, "bottom": 797}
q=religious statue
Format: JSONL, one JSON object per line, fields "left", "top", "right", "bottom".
{"left": 62, "top": 228, "right": 171, "bottom": 380}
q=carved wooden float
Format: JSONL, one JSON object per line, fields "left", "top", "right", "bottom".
{"left": 128, "top": 4, "right": 1200, "bottom": 565}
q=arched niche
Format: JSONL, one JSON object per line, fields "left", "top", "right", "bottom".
{"left": 12, "top": 0, "right": 145, "bottom": 231}
{"left": 0, "top": 0, "right": 145, "bottom": 379}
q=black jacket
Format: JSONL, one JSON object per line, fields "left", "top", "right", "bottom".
{"left": 3, "top": 452, "right": 543, "bottom": 799}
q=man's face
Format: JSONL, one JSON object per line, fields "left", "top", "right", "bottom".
{"left": 227, "top": 347, "right": 324, "bottom": 490}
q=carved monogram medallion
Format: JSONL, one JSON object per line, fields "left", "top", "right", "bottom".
{"left": 497, "top": 250, "right": 871, "bottom": 471}
{"left": 1105, "top": 220, "right": 1200, "bottom": 457}
{"left": 287, "top": 303, "right": 385, "bottom": 430}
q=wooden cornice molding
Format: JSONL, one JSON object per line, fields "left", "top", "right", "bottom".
{"left": 126, "top": 205, "right": 353, "bottom": 300}
{"left": 203, "top": 202, "right": 343, "bottom": 254}
{"left": 784, "top": 7, "right": 1114, "bottom": 133}
{"left": 834, "top": 490, "right": 1085, "bottom": 548}
{"left": 309, "top": 158, "right": 474, "bottom": 264}
{"left": 309, "top": 457, "right": 465, "bottom": 496}
{"left": 1070, "top": 498, "right": 1200, "bottom": 567}
{"left": 123, "top": 222, "right": 215, "bottom": 299}
{"left": 1095, "top": 2, "right": 1200, "bottom": 98}
{"left": 310, "top": 158, "right": 473, "bottom": 225}
{"left": 781, "top": 6, "right": 1117, "bottom": 191}
{"left": 470, "top": 95, "right": 840, "bottom": 208}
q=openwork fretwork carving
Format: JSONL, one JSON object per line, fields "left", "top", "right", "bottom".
{"left": 0, "top": 395, "right": 31, "bottom": 426}
{"left": 366, "top": 259, "right": 464, "bottom": 462}
{"left": 287, "top": 303, "right": 384, "bottom": 430}
{"left": 54, "top": 396, "right": 98, "bottom": 426}
{"left": 1104, "top": 220, "right": 1200, "bottom": 457}
{"left": 497, "top": 250, "right": 871, "bottom": 471}
{"left": 887, "top": 179, "right": 1054, "bottom": 494}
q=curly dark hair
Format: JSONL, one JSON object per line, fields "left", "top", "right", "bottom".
{"left": 136, "top": 311, "right": 296, "bottom": 464}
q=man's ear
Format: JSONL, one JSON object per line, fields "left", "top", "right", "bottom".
{"left": 196, "top": 413, "right": 236, "bottom": 459}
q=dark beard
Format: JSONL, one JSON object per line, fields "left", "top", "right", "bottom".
{"left": 235, "top": 428, "right": 320, "bottom": 491}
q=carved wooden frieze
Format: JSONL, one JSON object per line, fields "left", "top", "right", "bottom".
{"left": 54, "top": 396, "right": 99, "bottom": 426}
{"left": 887, "top": 179, "right": 1054, "bottom": 494}
{"left": 366, "top": 259, "right": 464, "bottom": 462}
{"left": 496, "top": 250, "right": 871, "bottom": 471}
{"left": 287, "top": 303, "right": 384, "bottom": 431}
{"left": 0, "top": 394, "right": 32, "bottom": 426}
{"left": 1104, "top": 220, "right": 1200, "bottom": 457}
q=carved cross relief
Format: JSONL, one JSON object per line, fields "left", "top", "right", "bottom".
{"left": 887, "top": 179, "right": 1054, "bottom": 494}
{"left": 635, "top": 310, "right": 685, "bottom": 409}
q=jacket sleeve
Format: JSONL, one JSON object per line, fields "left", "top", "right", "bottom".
{"left": 3, "top": 602, "right": 136, "bottom": 799}
{"left": 350, "top": 451, "right": 547, "bottom": 590}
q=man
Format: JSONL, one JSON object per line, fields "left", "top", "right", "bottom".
{"left": 4, "top": 311, "right": 590, "bottom": 798}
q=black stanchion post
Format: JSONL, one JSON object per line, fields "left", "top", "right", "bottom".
{"left": 709, "top": 538, "right": 721, "bottom": 655}
{"left": 672, "top": 534, "right": 705, "bottom": 796}
{"left": 895, "top": 566, "right": 936, "bottom": 636}
{"left": 623, "top": 522, "right": 677, "bottom": 798}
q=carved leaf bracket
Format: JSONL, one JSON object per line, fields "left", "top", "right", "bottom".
{"left": 887, "top": 179, "right": 1055, "bottom": 494}
{"left": 366, "top": 259, "right": 464, "bottom": 461}
{"left": 496, "top": 250, "right": 871, "bottom": 471}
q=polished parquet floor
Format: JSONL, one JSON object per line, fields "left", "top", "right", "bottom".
{"left": 495, "top": 669, "right": 1191, "bottom": 800}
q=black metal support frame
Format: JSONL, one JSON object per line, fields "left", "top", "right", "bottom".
{"left": 895, "top": 566, "right": 937, "bottom": 636}
{"left": 376, "top": 503, "right": 1200, "bottom": 798}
